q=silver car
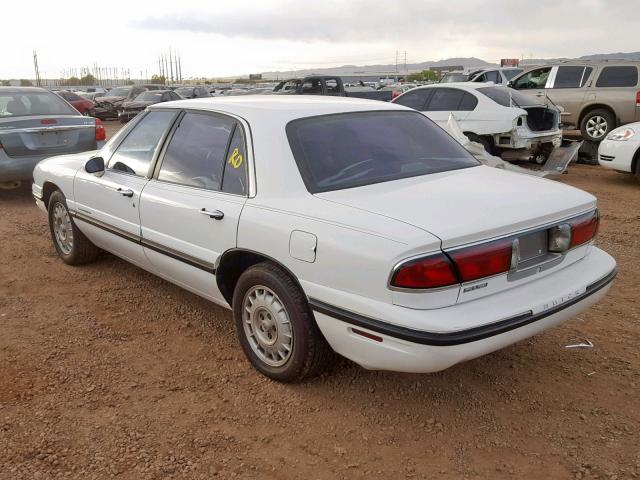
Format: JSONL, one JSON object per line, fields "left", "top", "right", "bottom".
{"left": 0, "top": 87, "right": 105, "bottom": 183}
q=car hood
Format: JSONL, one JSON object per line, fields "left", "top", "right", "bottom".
{"left": 314, "top": 165, "right": 596, "bottom": 248}
{"left": 96, "top": 96, "right": 126, "bottom": 104}
{"left": 122, "top": 100, "right": 155, "bottom": 109}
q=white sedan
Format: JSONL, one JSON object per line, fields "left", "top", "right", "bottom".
{"left": 393, "top": 83, "right": 562, "bottom": 157}
{"left": 598, "top": 123, "right": 640, "bottom": 176}
{"left": 32, "top": 96, "right": 616, "bottom": 382}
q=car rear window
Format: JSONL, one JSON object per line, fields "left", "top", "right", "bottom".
{"left": 596, "top": 66, "right": 638, "bottom": 87}
{"left": 0, "top": 91, "right": 78, "bottom": 117}
{"left": 477, "top": 86, "right": 540, "bottom": 107}
{"left": 286, "top": 111, "right": 478, "bottom": 193}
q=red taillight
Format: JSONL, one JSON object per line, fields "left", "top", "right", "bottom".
{"left": 391, "top": 91, "right": 401, "bottom": 100}
{"left": 41, "top": 118, "right": 57, "bottom": 125}
{"left": 95, "top": 118, "right": 106, "bottom": 141}
{"left": 391, "top": 253, "right": 458, "bottom": 289}
{"left": 448, "top": 238, "right": 513, "bottom": 283}
{"left": 568, "top": 210, "right": 599, "bottom": 248}
{"left": 636, "top": 91, "right": 640, "bottom": 106}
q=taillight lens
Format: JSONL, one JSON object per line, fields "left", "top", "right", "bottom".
{"left": 391, "top": 91, "right": 401, "bottom": 100}
{"left": 448, "top": 238, "right": 513, "bottom": 283}
{"left": 568, "top": 210, "right": 599, "bottom": 248}
{"left": 636, "top": 91, "right": 640, "bottom": 106}
{"left": 391, "top": 253, "right": 458, "bottom": 289}
{"left": 95, "top": 118, "right": 106, "bottom": 141}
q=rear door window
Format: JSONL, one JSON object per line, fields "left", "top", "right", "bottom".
{"left": 301, "top": 80, "right": 322, "bottom": 95}
{"left": 107, "top": 110, "right": 177, "bottom": 176}
{"left": 424, "top": 88, "right": 476, "bottom": 111}
{"left": 325, "top": 79, "right": 340, "bottom": 95}
{"left": 157, "top": 112, "right": 235, "bottom": 191}
{"left": 221, "top": 125, "right": 248, "bottom": 195}
{"left": 596, "top": 66, "right": 638, "bottom": 87}
{"left": 394, "top": 89, "right": 431, "bottom": 110}
{"left": 553, "top": 66, "right": 592, "bottom": 88}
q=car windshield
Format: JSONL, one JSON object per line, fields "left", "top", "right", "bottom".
{"left": 135, "top": 92, "right": 163, "bottom": 101}
{"left": 0, "top": 91, "right": 78, "bottom": 117}
{"left": 287, "top": 111, "right": 478, "bottom": 193}
{"left": 107, "top": 87, "right": 131, "bottom": 97}
{"left": 477, "top": 86, "right": 540, "bottom": 107}
{"left": 441, "top": 74, "right": 468, "bottom": 83}
{"left": 175, "top": 87, "right": 194, "bottom": 95}
{"left": 502, "top": 69, "right": 523, "bottom": 80}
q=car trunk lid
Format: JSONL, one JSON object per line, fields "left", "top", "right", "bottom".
{"left": 0, "top": 116, "right": 96, "bottom": 157}
{"left": 315, "top": 165, "right": 595, "bottom": 249}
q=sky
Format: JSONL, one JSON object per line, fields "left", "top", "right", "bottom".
{"left": 2, "top": 0, "right": 637, "bottom": 80}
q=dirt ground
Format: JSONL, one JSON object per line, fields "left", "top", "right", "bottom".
{"left": 1, "top": 123, "right": 638, "bottom": 479}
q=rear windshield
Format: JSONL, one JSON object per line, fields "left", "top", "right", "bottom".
{"left": 287, "top": 111, "right": 478, "bottom": 193}
{"left": 477, "top": 86, "right": 540, "bottom": 107}
{"left": 135, "top": 91, "right": 163, "bottom": 101}
{"left": 107, "top": 87, "right": 131, "bottom": 97}
{"left": 175, "top": 87, "right": 194, "bottom": 95}
{"left": 0, "top": 91, "right": 78, "bottom": 117}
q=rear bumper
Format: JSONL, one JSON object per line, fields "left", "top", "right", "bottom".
{"left": 311, "top": 247, "right": 616, "bottom": 373}
{"left": 495, "top": 128, "right": 562, "bottom": 150}
{"left": 0, "top": 152, "right": 48, "bottom": 182}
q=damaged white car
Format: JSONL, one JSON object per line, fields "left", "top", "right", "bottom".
{"left": 393, "top": 83, "right": 563, "bottom": 162}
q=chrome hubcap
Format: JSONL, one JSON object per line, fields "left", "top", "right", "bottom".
{"left": 586, "top": 116, "right": 608, "bottom": 139}
{"left": 52, "top": 202, "right": 73, "bottom": 254}
{"left": 242, "top": 285, "right": 293, "bottom": 367}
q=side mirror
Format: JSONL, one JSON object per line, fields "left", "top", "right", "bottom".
{"left": 507, "top": 81, "right": 514, "bottom": 88}
{"left": 85, "top": 156, "right": 105, "bottom": 174}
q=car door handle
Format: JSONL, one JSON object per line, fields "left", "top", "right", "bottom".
{"left": 117, "top": 188, "right": 134, "bottom": 197}
{"left": 535, "top": 92, "right": 545, "bottom": 97}
{"left": 200, "top": 208, "right": 224, "bottom": 220}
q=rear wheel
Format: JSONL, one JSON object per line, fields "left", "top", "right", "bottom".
{"left": 48, "top": 190, "right": 100, "bottom": 265}
{"left": 580, "top": 109, "right": 615, "bottom": 142}
{"left": 232, "top": 262, "right": 334, "bottom": 382}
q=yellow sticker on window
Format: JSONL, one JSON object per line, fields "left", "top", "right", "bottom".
{"left": 228, "top": 147, "right": 243, "bottom": 169}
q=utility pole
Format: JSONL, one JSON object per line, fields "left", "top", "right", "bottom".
{"left": 395, "top": 50, "right": 398, "bottom": 74}
{"left": 169, "top": 48, "right": 174, "bottom": 84}
{"left": 33, "top": 50, "right": 41, "bottom": 87}
{"left": 177, "top": 52, "right": 182, "bottom": 83}
{"left": 403, "top": 51, "right": 407, "bottom": 73}
{"left": 163, "top": 54, "right": 168, "bottom": 84}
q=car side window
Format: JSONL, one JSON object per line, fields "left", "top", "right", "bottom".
{"left": 596, "top": 66, "right": 639, "bottom": 87}
{"left": 458, "top": 92, "right": 478, "bottom": 110}
{"left": 301, "top": 80, "right": 322, "bottom": 95}
{"left": 107, "top": 111, "right": 177, "bottom": 177}
{"left": 424, "top": 88, "right": 466, "bottom": 111}
{"left": 325, "top": 79, "right": 340, "bottom": 95}
{"left": 484, "top": 71, "right": 500, "bottom": 83}
{"left": 157, "top": 112, "right": 235, "bottom": 191}
{"left": 221, "top": 125, "right": 248, "bottom": 195}
{"left": 553, "top": 66, "right": 592, "bottom": 88}
{"left": 394, "top": 89, "right": 431, "bottom": 110}
{"left": 512, "top": 67, "right": 551, "bottom": 90}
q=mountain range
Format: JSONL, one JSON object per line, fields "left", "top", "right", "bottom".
{"left": 261, "top": 52, "right": 640, "bottom": 79}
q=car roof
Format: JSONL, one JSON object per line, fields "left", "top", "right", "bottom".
{"left": 149, "top": 95, "right": 408, "bottom": 124}
{"left": 0, "top": 86, "right": 51, "bottom": 94}
{"left": 414, "top": 82, "right": 497, "bottom": 90}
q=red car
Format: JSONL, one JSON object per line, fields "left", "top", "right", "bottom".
{"left": 56, "top": 91, "right": 95, "bottom": 116}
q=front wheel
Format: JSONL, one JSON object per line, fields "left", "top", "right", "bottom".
{"left": 233, "top": 262, "right": 334, "bottom": 382}
{"left": 48, "top": 190, "right": 100, "bottom": 265}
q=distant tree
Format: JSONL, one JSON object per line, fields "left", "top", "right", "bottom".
{"left": 150, "top": 74, "right": 166, "bottom": 85}
{"left": 0, "top": 80, "right": 10, "bottom": 86}
{"left": 126, "top": 79, "right": 135, "bottom": 85}
{"left": 19, "top": 79, "right": 33, "bottom": 86}
{"left": 407, "top": 70, "right": 437, "bottom": 82}
{"left": 61, "top": 76, "right": 80, "bottom": 86}
{"left": 80, "top": 74, "right": 96, "bottom": 85}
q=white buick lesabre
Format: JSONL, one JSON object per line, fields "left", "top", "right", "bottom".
{"left": 32, "top": 96, "right": 616, "bottom": 382}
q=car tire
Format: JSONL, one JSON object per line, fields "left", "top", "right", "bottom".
{"left": 233, "top": 262, "right": 334, "bottom": 382}
{"left": 48, "top": 190, "right": 100, "bottom": 265}
{"left": 580, "top": 109, "right": 615, "bottom": 143}
{"left": 465, "top": 133, "right": 494, "bottom": 155}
